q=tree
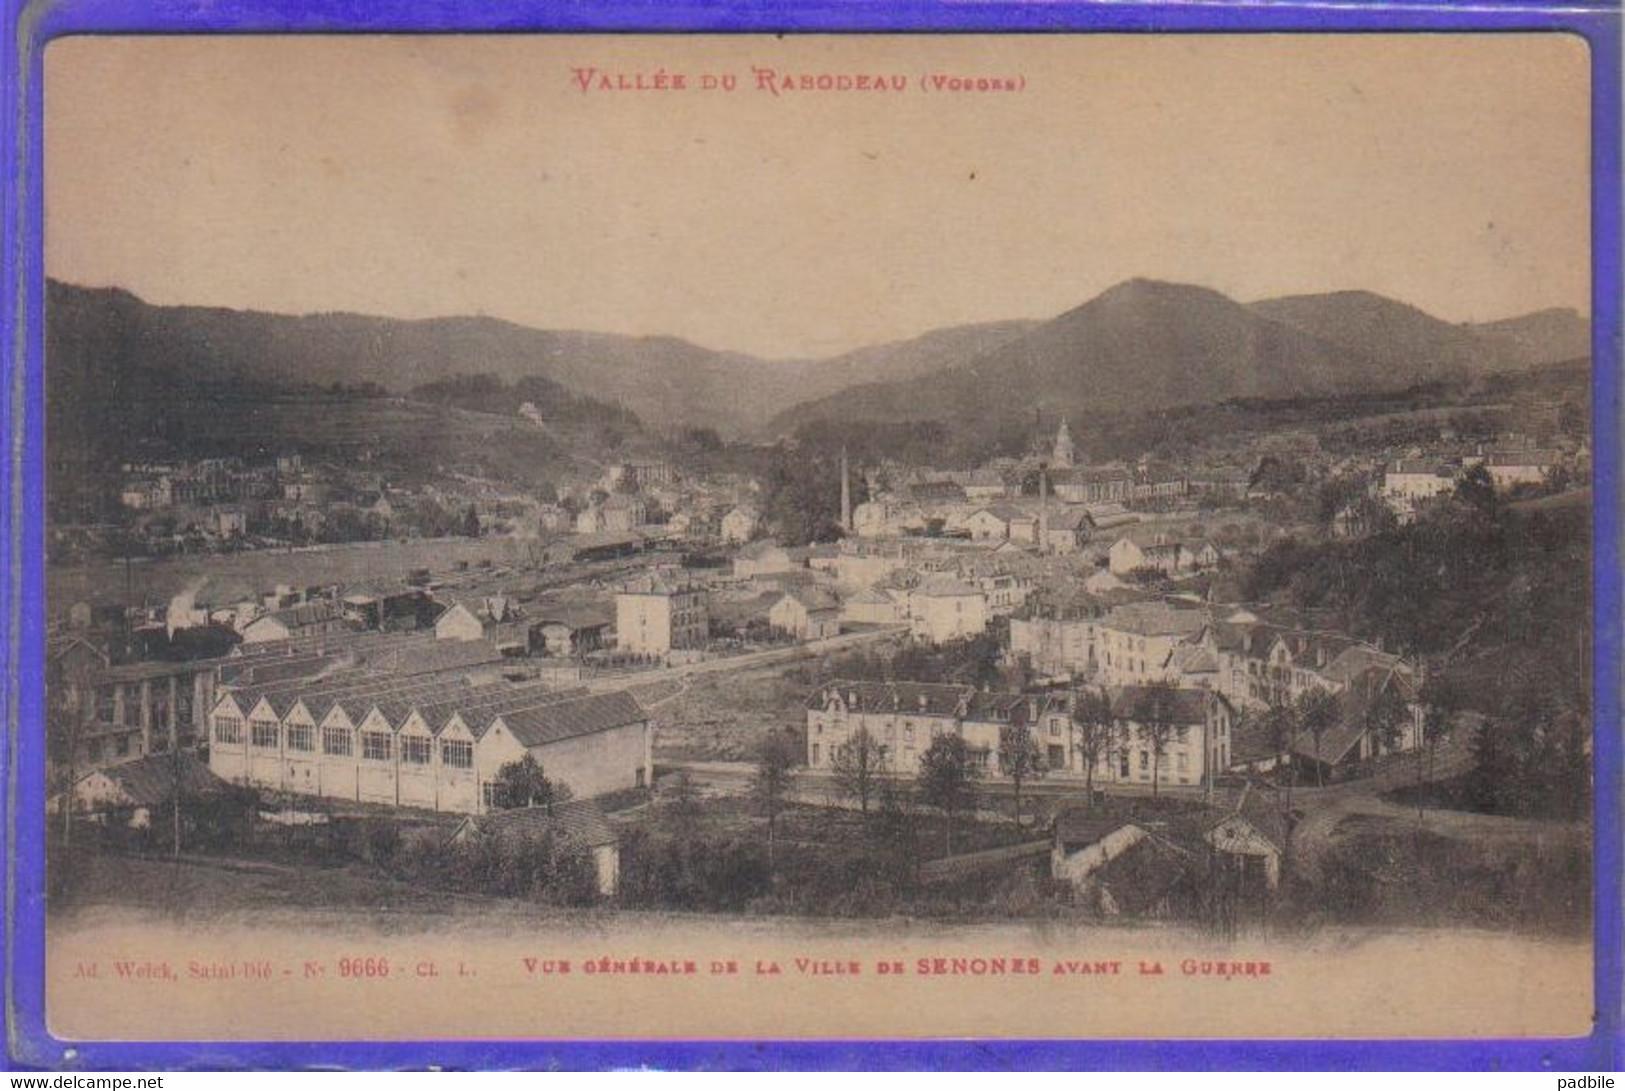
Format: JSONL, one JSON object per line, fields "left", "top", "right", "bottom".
{"left": 997, "top": 723, "right": 1047, "bottom": 828}
{"left": 1294, "top": 687, "right": 1342, "bottom": 788}
{"left": 1133, "top": 681, "right": 1185, "bottom": 799}
{"left": 1454, "top": 464, "right": 1498, "bottom": 520}
{"left": 1260, "top": 697, "right": 1301, "bottom": 812}
{"left": 662, "top": 771, "right": 704, "bottom": 837}
{"left": 1070, "top": 687, "right": 1115, "bottom": 806}
{"left": 1362, "top": 681, "right": 1412, "bottom": 760}
{"left": 461, "top": 504, "right": 482, "bottom": 538}
{"left": 1415, "top": 674, "right": 1454, "bottom": 822}
{"left": 490, "top": 753, "right": 569, "bottom": 811}
{"left": 752, "top": 728, "right": 800, "bottom": 870}
{"left": 831, "top": 726, "right": 888, "bottom": 815}
{"left": 917, "top": 733, "right": 983, "bottom": 855}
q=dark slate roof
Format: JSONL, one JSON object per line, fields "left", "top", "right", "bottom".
{"left": 1294, "top": 667, "right": 1418, "bottom": 766}
{"left": 780, "top": 586, "right": 842, "bottom": 613}
{"left": 1110, "top": 685, "right": 1215, "bottom": 725}
{"left": 498, "top": 691, "right": 647, "bottom": 748}
{"left": 1101, "top": 601, "right": 1208, "bottom": 638}
{"left": 375, "top": 638, "right": 505, "bottom": 676}
{"left": 91, "top": 752, "right": 225, "bottom": 807}
{"left": 1093, "top": 835, "right": 1198, "bottom": 916}
{"left": 458, "top": 799, "right": 617, "bottom": 848}
{"left": 1053, "top": 807, "right": 1141, "bottom": 848}
{"left": 810, "top": 680, "right": 977, "bottom": 717}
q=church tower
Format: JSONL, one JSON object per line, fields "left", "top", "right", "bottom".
{"left": 1052, "top": 417, "right": 1077, "bottom": 469}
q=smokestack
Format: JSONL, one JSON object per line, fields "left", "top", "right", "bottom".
{"left": 1039, "top": 463, "right": 1050, "bottom": 552}
{"left": 840, "top": 446, "right": 852, "bottom": 531}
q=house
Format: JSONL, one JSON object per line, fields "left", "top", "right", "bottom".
{"left": 434, "top": 597, "right": 531, "bottom": 654}
{"left": 120, "top": 477, "right": 172, "bottom": 510}
{"left": 537, "top": 505, "right": 574, "bottom": 535}
{"left": 616, "top": 573, "right": 709, "bottom": 655}
{"left": 68, "top": 752, "right": 226, "bottom": 828}
{"left": 1187, "top": 467, "right": 1254, "bottom": 498}
{"left": 733, "top": 540, "right": 796, "bottom": 579}
{"left": 577, "top": 495, "right": 646, "bottom": 535}
{"left": 1289, "top": 666, "right": 1424, "bottom": 780}
{"left": 1383, "top": 458, "right": 1456, "bottom": 518}
{"left": 615, "top": 459, "right": 677, "bottom": 490}
{"left": 1052, "top": 802, "right": 1280, "bottom": 919}
{"left": 1008, "top": 593, "right": 1109, "bottom": 679}
{"left": 1106, "top": 684, "right": 1233, "bottom": 790}
{"left": 908, "top": 577, "right": 988, "bottom": 644}
{"left": 963, "top": 468, "right": 1011, "bottom": 502}
{"left": 530, "top": 603, "right": 614, "bottom": 658}
{"left": 1006, "top": 509, "right": 1042, "bottom": 546}
{"left": 447, "top": 799, "right": 622, "bottom": 896}
{"left": 963, "top": 505, "right": 1023, "bottom": 542}
{"left": 803, "top": 680, "right": 1033, "bottom": 774}
{"left": 904, "top": 480, "right": 968, "bottom": 506}
{"left": 239, "top": 600, "right": 348, "bottom": 645}
{"left": 1094, "top": 600, "right": 1207, "bottom": 686}
{"left": 1108, "top": 535, "right": 1185, "bottom": 577}
{"left": 841, "top": 587, "right": 904, "bottom": 626}
{"left": 1081, "top": 502, "right": 1138, "bottom": 531}
{"left": 1041, "top": 507, "right": 1092, "bottom": 555}
{"left": 1052, "top": 467, "right": 1133, "bottom": 504}
{"left": 1051, "top": 811, "right": 1152, "bottom": 888}
{"left": 768, "top": 586, "right": 842, "bottom": 641}
{"left": 1480, "top": 450, "right": 1560, "bottom": 490}
{"left": 720, "top": 505, "right": 760, "bottom": 545}
{"left": 1185, "top": 540, "right": 1223, "bottom": 570}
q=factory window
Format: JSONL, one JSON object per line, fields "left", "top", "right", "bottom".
{"left": 287, "top": 724, "right": 315, "bottom": 752}
{"left": 440, "top": 739, "right": 473, "bottom": 769}
{"left": 322, "top": 727, "right": 352, "bottom": 757}
{"left": 401, "top": 735, "right": 431, "bottom": 765}
{"left": 251, "top": 721, "right": 279, "bottom": 749}
{"left": 362, "top": 731, "right": 393, "bottom": 762}
{"left": 214, "top": 717, "right": 243, "bottom": 745}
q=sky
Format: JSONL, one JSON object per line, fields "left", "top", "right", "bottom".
{"left": 45, "top": 34, "right": 1591, "bottom": 359}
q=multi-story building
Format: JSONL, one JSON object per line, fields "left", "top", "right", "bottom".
{"left": 616, "top": 573, "right": 709, "bottom": 655}
{"left": 803, "top": 680, "right": 1034, "bottom": 773}
{"left": 805, "top": 678, "right": 1232, "bottom": 792}
{"left": 1031, "top": 685, "right": 1234, "bottom": 789}
{"left": 1093, "top": 601, "right": 1208, "bottom": 687}
{"left": 908, "top": 577, "right": 988, "bottom": 644}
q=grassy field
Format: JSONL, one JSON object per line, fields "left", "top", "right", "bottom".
{"left": 647, "top": 663, "right": 814, "bottom": 763}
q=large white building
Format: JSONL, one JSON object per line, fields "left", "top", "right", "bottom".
{"left": 803, "top": 680, "right": 1032, "bottom": 774}
{"left": 908, "top": 577, "right": 988, "bottom": 644}
{"left": 804, "top": 678, "right": 1232, "bottom": 792}
{"left": 208, "top": 673, "right": 651, "bottom": 813}
{"left": 616, "top": 573, "right": 709, "bottom": 655}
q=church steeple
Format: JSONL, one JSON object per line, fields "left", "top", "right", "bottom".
{"left": 1052, "top": 417, "right": 1076, "bottom": 469}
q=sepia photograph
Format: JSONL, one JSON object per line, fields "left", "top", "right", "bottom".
{"left": 36, "top": 33, "right": 1598, "bottom": 1043}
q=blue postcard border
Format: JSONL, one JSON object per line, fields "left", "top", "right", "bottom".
{"left": 3, "top": 0, "right": 1621, "bottom": 1072}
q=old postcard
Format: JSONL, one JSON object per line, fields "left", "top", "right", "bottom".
{"left": 39, "top": 33, "right": 1595, "bottom": 1042}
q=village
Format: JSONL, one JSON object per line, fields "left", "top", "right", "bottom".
{"left": 44, "top": 386, "right": 1594, "bottom": 934}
